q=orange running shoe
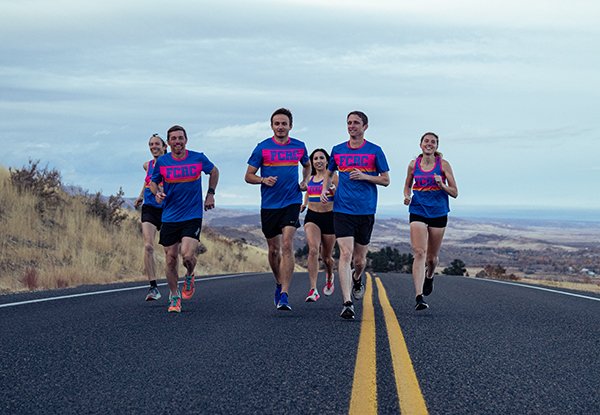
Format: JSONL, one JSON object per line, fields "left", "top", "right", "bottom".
{"left": 181, "top": 275, "right": 195, "bottom": 300}
{"left": 168, "top": 294, "right": 181, "bottom": 313}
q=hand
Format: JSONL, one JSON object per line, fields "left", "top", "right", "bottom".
{"left": 349, "top": 168, "right": 364, "bottom": 181}
{"left": 155, "top": 192, "right": 166, "bottom": 204}
{"left": 134, "top": 197, "right": 143, "bottom": 208}
{"left": 298, "top": 180, "right": 308, "bottom": 191}
{"left": 320, "top": 191, "right": 329, "bottom": 204}
{"left": 262, "top": 176, "right": 277, "bottom": 187}
{"left": 403, "top": 195, "right": 411, "bottom": 206}
{"left": 204, "top": 193, "right": 215, "bottom": 211}
{"left": 434, "top": 174, "right": 443, "bottom": 186}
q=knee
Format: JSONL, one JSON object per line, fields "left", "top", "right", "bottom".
{"left": 354, "top": 257, "right": 366, "bottom": 271}
{"left": 144, "top": 243, "right": 154, "bottom": 255}
{"left": 426, "top": 256, "right": 438, "bottom": 266}
{"left": 281, "top": 240, "right": 294, "bottom": 256}
{"left": 412, "top": 248, "right": 426, "bottom": 260}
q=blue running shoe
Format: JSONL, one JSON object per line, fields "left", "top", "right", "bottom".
{"left": 274, "top": 284, "right": 282, "bottom": 306}
{"left": 277, "top": 292, "right": 292, "bottom": 311}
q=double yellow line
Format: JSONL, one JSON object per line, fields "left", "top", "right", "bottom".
{"left": 349, "top": 273, "right": 429, "bottom": 415}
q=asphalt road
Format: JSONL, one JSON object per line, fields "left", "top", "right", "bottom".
{"left": 0, "top": 273, "right": 598, "bottom": 414}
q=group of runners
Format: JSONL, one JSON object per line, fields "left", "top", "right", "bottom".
{"left": 135, "top": 109, "right": 458, "bottom": 317}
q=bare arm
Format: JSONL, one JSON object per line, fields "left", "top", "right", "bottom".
{"left": 204, "top": 166, "right": 219, "bottom": 211}
{"left": 299, "top": 162, "right": 311, "bottom": 191}
{"left": 301, "top": 190, "right": 309, "bottom": 212}
{"left": 134, "top": 162, "right": 149, "bottom": 208}
{"left": 245, "top": 165, "right": 277, "bottom": 187}
{"left": 320, "top": 170, "right": 334, "bottom": 203}
{"left": 436, "top": 160, "right": 458, "bottom": 198}
{"left": 349, "top": 169, "right": 390, "bottom": 186}
{"left": 403, "top": 160, "right": 415, "bottom": 205}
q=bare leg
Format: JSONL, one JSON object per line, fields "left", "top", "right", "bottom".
{"left": 180, "top": 236, "right": 199, "bottom": 276}
{"left": 304, "top": 223, "right": 322, "bottom": 290}
{"left": 164, "top": 243, "right": 180, "bottom": 296}
{"left": 337, "top": 236, "right": 354, "bottom": 303}
{"left": 352, "top": 242, "right": 369, "bottom": 282}
{"left": 141, "top": 222, "right": 158, "bottom": 281}
{"left": 279, "top": 226, "right": 297, "bottom": 293}
{"left": 266, "top": 235, "right": 282, "bottom": 284}
{"left": 410, "top": 222, "right": 428, "bottom": 296}
{"left": 321, "top": 234, "right": 336, "bottom": 280}
{"left": 425, "top": 227, "right": 446, "bottom": 278}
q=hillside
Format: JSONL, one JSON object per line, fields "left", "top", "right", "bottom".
{"left": 0, "top": 165, "right": 273, "bottom": 294}
{"left": 206, "top": 206, "right": 600, "bottom": 291}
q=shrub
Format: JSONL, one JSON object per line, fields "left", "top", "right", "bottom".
{"left": 442, "top": 259, "right": 467, "bottom": 276}
{"left": 85, "top": 187, "right": 128, "bottom": 226}
{"left": 9, "top": 159, "right": 65, "bottom": 216}
{"left": 367, "top": 247, "right": 413, "bottom": 273}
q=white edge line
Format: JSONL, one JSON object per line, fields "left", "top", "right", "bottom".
{"left": 474, "top": 277, "right": 600, "bottom": 302}
{"left": 0, "top": 273, "right": 259, "bottom": 309}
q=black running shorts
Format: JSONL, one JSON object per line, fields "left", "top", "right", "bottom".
{"left": 141, "top": 204, "right": 163, "bottom": 230}
{"left": 304, "top": 209, "right": 334, "bottom": 235}
{"left": 333, "top": 212, "right": 375, "bottom": 245}
{"left": 409, "top": 213, "right": 448, "bottom": 228}
{"left": 261, "top": 204, "right": 301, "bottom": 239}
{"left": 159, "top": 218, "right": 203, "bottom": 247}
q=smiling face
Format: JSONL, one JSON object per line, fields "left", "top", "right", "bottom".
{"left": 148, "top": 135, "right": 166, "bottom": 158}
{"left": 420, "top": 133, "right": 439, "bottom": 156}
{"left": 271, "top": 114, "right": 292, "bottom": 141}
{"left": 311, "top": 150, "right": 328, "bottom": 173}
{"left": 167, "top": 129, "right": 187, "bottom": 157}
{"left": 347, "top": 114, "right": 368, "bottom": 140}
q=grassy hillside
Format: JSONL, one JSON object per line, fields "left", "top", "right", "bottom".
{"left": 0, "top": 164, "right": 272, "bottom": 294}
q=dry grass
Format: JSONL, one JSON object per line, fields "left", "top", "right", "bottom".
{"left": 0, "top": 166, "right": 277, "bottom": 294}
{"left": 465, "top": 266, "right": 600, "bottom": 294}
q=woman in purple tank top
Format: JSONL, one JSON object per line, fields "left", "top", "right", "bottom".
{"left": 403, "top": 132, "right": 458, "bottom": 311}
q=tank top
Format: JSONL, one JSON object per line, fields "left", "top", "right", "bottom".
{"left": 307, "top": 176, "right": 333, "bottom": 203}
{"left": 143, "top": 160, "right": 163, "bottom": 208}
{"left": 409, "top": 156, "right": 449, "bottom": 218}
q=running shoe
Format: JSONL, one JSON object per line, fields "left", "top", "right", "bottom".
{"left": 168, "top": 294, "right": 182, "bottom": 313}
{"left": 181, "top": 275, "right": 195, "bottom": 300}
{"left": 415, "top": 295, "right": 429, "bottom": 311}
{"left": 323, "top": 273, "right": 335, "bottom": 296}
{"left": 305, "top": 288, "right": 320, "bottom": 302}
{"left": 274, "top": 284, "right": 282, "bottom": 306}
{"left": 340, "top": 301, "right": 355, "bottom": 320}
{"left": 423, "top": 276, "right": 434, "bottom": 296}
{"left": 145, "top": 286, "right": 161, "bottom": 301}
{"left": 277, "top": 292, "right": 292, "bottom": 311}
{"left": 352, "top": 271, "right": 365, "bottom": 300}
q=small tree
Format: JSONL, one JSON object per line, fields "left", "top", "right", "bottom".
{"left": 442, "top": 259, "right": 467, "bottom": 276}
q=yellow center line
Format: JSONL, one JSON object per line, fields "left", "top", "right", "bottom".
{"left": 376, "top": 277, "right": 429, "bottom": 415}
{"left": 349, "top": 272, "right": 377, "bottom": 415}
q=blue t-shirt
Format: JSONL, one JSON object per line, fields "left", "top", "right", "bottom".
{"left": 328, "top": 140, "right": 389, "bottom": 215}
{"left": 151, "top": 150, "right": 215, "bottom": 222}
{"left": 143, "top": 159, "right": 163, "bottom": 209}
{"left": 247, "top": 136, "right": 309, "bottom": 209}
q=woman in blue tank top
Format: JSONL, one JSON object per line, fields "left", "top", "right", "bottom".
{"left": 403, "top": 132, "right": 458, "bottom": 311}
{"left": 301, "top": 148, "right": 338, "bottom": 301}
{"left": 134, "top": 133, "right": 167, "bottom": 302}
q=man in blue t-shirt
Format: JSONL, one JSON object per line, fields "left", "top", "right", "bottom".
{"left": 321, "top": 111, "right": 390, "bottom": 320}
{"left": 245, "top": 108, "right": 311, "bottom": 311}
{"left": 150, "top": 125, "right": 220, "bottom": 313}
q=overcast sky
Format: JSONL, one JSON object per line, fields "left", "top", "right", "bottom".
{"left": 2, "top": 0, "right": 599, "bottom": 213}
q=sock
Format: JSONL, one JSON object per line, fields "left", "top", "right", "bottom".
{"left": 150, "top": 280, "right": 157, "bottom": 288}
